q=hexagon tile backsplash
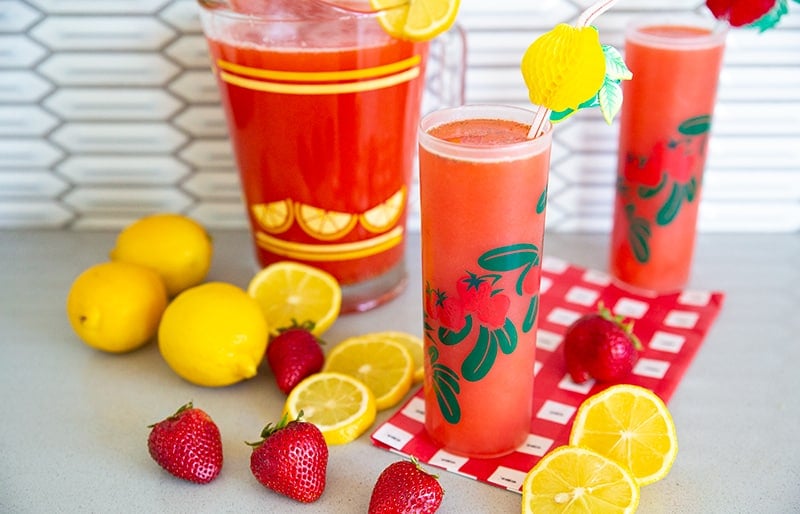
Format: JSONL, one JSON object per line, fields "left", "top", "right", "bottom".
{"left": 1, "top": 0, "right": 798, "bottom": 233}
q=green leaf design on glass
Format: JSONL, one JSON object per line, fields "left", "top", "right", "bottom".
{"left": 523, "top": 294, "right": 539, "bottom": 333}
{"left": 536, "top": 185, "right": 548, "bottom": 214}
{"left": 678, "top": 115, "right": 712, "bottom": 136}
{"left": 625, "top": 204, "right": 651, "bottom": 264}
{"left": 494, "top": 318, "right": 517, "bottom": 354}
{"left": 685, "top": 177, "right": 697, "bottom": 202}
{"left": 461, "top": 326, "right": 495, "bottom": 382}
{"left": 478, "top": 243, "right": 539, "bottom": 273}
{"left": 656, "top": 182, "right": 683, "bottom": 226}
{"left": 430, "top": 347, "right": 461, "bottom": 423}
{"left": 637, "top": 172, "right": 667, "bottom": 199}
{"left": 437, "top": 314, "right": 473, "bottom": 345}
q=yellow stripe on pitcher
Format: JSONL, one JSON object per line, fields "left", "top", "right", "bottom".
{"left": 255, "top": 227, "right": 404, "bottom": 262}
{"left": 219, "top": 67, "right": 420, "bottom": 95}
{"left": 216, "top": 55, "right": 421, "bottom": 82}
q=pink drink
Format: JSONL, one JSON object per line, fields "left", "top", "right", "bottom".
{"left": 419, "top": 105, "right": 553, "bottom": 458}
{"left": 610, "top": 16, "right": 727, "bottom": 292}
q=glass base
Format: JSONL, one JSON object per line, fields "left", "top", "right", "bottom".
{"left": 340, "top": 259, "right": 408, "bottom": 313}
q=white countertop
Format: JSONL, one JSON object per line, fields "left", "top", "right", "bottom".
{"left": 2, "top": 230, "right": 799, "bottom": 513}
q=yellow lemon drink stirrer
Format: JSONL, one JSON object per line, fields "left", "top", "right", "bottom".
{"left": 521, "top": 0, "right": 632, "bottom": 138}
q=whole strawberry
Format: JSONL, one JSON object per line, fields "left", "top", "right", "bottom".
{"left": 147, "top": 402, "right": 223, "bottom": 484}
{"left": 248, "top": 413, "right": 328, "bottom": 503}
{"left": 267, "top": 321, "right": 324, "bottom": 394}
{"left": 563, "top": 303, "right": 642, "bottom": 384}
{"left": 706, "top": 0, "right": 777, "bottom": 27}
{"left": 369, "top": 457, "right": 444, "bottom": 514}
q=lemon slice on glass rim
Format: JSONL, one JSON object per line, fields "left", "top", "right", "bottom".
{"left": 247, "top": 261, "right": 342, "bottom": 336}
{"left": 284, "top": 371, "right": 377, "bottom": 445}
{"left": 370, "top": 0, "right": 460, "bottom": 42}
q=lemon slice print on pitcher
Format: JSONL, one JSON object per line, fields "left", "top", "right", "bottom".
{"left": 252, "top": 199, "right": 294, "bottom": 234}
{"left": 360, "top": 187, "right": 406, "bottom": 233}
{"left": 296, "top": 204, "right": 358, "bottom": 241}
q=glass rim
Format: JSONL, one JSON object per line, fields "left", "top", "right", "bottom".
{"left": 626, "top": 12, "right": 729, "bottom": 49}
{"left": 197, "top": 0, "right": 381, "bottom": 22}
{"left": 419, "top": 104, "right": 554, "bottom": 162}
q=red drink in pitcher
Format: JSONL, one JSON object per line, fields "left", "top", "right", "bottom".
{"left": 199, "top": 1, "right": 429, "bottom": 312}
{"left": 610, "top": 16, "right": 727, "bottom": 292}
{"left": 419, "top": 105, "right": 553, "bottom": 458}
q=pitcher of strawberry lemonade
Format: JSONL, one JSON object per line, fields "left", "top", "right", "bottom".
{"left": 198, "top": 0, "right": 457, "bottom": 312}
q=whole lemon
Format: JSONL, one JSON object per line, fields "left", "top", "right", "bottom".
{"left": 66, "top": 261, "right": 168, "bottom": 353}
{"left": 158, "top": 282, "right": 269, "bottom": 387}
{"left": 110, "top": 213, "right": 213, "bottom": 297}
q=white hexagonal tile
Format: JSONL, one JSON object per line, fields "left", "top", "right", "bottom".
{"left": 173, "top": 105, "right": 227, "bottom": 137}
{"left": 30, "top": 16, "right": 176, "bottom": 51}
{"left": 0, "top": 1, "right": 43, "bottom": 31}
{"left": 57, "top": 155, "right": 190, "bottom": 185}
{"left": 50, "top": 122, "right": 187, "bottom": 153}
{"left": 0, "top": 105, "right": 59, "bottom": 136}
{"left": 188, "top": 201, "right": 248, "bottom": 230}
{"left": 159, "top": 0, "right": 202, "bottom": 33}
{"left": 0, "top": 170, "right": 70, "bottom": 198}
{"left": 181, "top": 170, "right": 242, "bottom": 200}
{"left": 179, "top": 139, "right": 234, "bottom": 168}
{"left": 0, "top": 139, "right": 63, "bottom": 168}
{"left": 164, "top": 34, "right": 211, "bottom": 68}
{"left": 44, "top": 88, "right": 183, "bottom": 121}
{"left": 167, "top": 70, "right": 219, "bottom": 103}
{"left": 26, "top": 0, "right": 172, "bottom": 14}
{"left": 37, "top": 53, "right": 179, "bottom": 86}
{"left": 0, "top": 35, "right": 47, "bottom": 67}
{"left": 0, "top": 71, "right": 53, "bottom": 102}
{"left": 62, "top": 186, "right": 192, "bottom": 215}
{"left": 0, "top": 200, "right": 73, "bottom": 228}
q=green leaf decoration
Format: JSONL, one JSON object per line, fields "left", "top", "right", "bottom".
{"left": 495, "top": 318, "right": 518, "bottom": 354}
{"left": 478, "top": 243, "right": 539, "bottom": 272}
{"left": 461, "top": 326, "right": 496, "bottom": 382}
{"left": 748, "top": 0, "right": 788, "bottom": 32}
{"left": 598, "top": 76, "right": 624, "bottom": 125}
{"left": 549, "top": 94, "right": 598, "bottom": 123}
{"left": 603, "top": 45, "right": 633, "bottom": 81}
{"left": 684, "top": 177, "right": 697, "bottom": 202}
{"left": 536, "top": 186, "right": 547, "bottom": 215}
{"left": 432, "top": 364, "right": 461, "bottom": 423}
{"left": 637, "top": 172, "right": 667, "bottom": 199}
{"left": 629, "top": 217, "right": 651, "bottom": 264}
{"left": 522, "top": 294, "right": 539, "bottom": 333}
{"left": 656, "top": 182, "right": 683, "bottom": 226}
{"left": 438, "top": 314, "right": 473, "bottom": 345}
{"left": 678, "top": 115, "right": 712, "bottom": 136}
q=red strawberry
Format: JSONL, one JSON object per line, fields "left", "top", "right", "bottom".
{"left": 706, "top": 0, "right": 776, "bottom": 26}
{"left": 267, "top": 321, "right": 324, "bottom": 394}
{"left": 368, "top": 457, "right": 444, "bottom": 514}
{"left": 147, "top": 402, "right": 223, "bottom": 484}
{"left": 563, "top": 303, "right": 643, "bottom": 384}
{"left": 248, "top": 413, "right": 328, "bottom": 503}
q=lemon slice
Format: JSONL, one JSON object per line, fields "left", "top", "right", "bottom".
{"left": 323, "top": 336, "right": 414, "bottom": 410}
{"left": 371, "top": 0, "right": 460, "bottom": 42}
{"left": 522, "top": 445, "right": 640, "bottom": 514}
{"left": 247, "top": 261, "right": 342, "bottom": 336}
{"left": 342, "top": 331, "right": 424, "bottom": 384}
{"left": 295, "top": 203, "right": 357, "bottom": 241}
{"left": 284, "top": 372, "right": 377, "bottom": 445}
{"left": 252, "top": 199, "right": 293, "bottom": 234}
{"left": 569, "top": 384, "right": 679, "bottom": 486}
{"left": 360, "top": 187, "right": 406, "bottom": 233}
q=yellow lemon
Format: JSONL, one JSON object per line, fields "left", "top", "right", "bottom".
{"left": 323, "top": 336, "right": 414, "bottom": 410}
{"left": 66, "top": 261, "right": 168, "bottom": 353}
{"left": 522, "top": 445, "right": 640, "bottom": 514}
{"left": 284, "top": 372, "right": 377, "bottom": 445}
{"left": 110, "top": 213, "right": 213, "bottom": 297}
{"left": 158, "top": 282, "right": 268, "bottom": 387}
{"left": 341, "top": 331, "right": 424, "bottom": 383}
{"left": 569, "top": 384, "right": 679, "bottom": 486}
{"left": 521, "top": 24, "right": 606, "bottom": 112}
{"left": 371, "top": 0, "right": 460, "bottom": 42}
{"left": 247, "top": 261, "right": 341, "bottom": 336}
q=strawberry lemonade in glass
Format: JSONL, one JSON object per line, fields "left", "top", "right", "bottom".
{"left": 198, "top": 0, "right": 431, "bottom": 312}
{"left": 419, "top": 0, "right": 630, "bottom": 458}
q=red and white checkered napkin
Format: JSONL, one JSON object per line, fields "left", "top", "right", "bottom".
{"left": 371, "top": 256, "right": 725, "bottom": 493}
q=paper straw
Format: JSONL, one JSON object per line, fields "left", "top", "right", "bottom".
{"left": 528, "top": 0, "right": 620, "bottom": 139}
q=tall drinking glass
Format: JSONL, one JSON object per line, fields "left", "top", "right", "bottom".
{"left": 419, "top": 105, "right": 553, "bottom": 458}
{"left": 609, "top": 14, "right": 727, "bottom": 293}
{"left": 197, "top": 0, "right": 431, "bottom": 312}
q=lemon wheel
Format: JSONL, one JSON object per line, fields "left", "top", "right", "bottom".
{"left": 371, "top": 0, "right": 461, "bottom": 42}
